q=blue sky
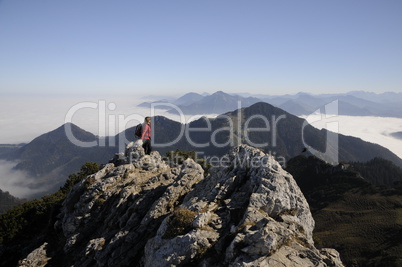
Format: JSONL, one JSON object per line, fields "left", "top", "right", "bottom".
{"left": 0, "top": 0, "right": 401, "bottom": 96}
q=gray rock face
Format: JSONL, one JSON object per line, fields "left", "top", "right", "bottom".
{"left": 25, "top": 145, "right": 343, "bottom": 266}
{"left": 143, "top": 145, "right": 343, "bottom": 266}
{"left": 18, "top": 242, "right": 51, "bottom": 267}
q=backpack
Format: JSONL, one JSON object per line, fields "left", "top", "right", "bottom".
{"left": 135, "top": 123, "right": 142, "bottom": 138}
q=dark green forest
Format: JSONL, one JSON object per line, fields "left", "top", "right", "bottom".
{"left": 350, "top": 157, "right": 402, "bottom": 187}
{"left": 286, "top": 155, "right": 402, "bottom": 266}
{"left": 0, "top": 190, "right": 23, "bottom": 214}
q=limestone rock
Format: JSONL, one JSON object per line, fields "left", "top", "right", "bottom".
{"left": 22, "top": 144, "right": 343, "bottom": 266}
{"left": 18, "top": 242, "right": 51, "bottom": 267}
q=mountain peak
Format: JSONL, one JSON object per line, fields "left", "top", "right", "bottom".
{"left": 174, "top": 92, "right": 204, "bottom": 106}
{"left": 21, "top": 144, "right": 343, "bottom": 266}
{"left": 208, "top": 90, "right": 231, "bottom": 98}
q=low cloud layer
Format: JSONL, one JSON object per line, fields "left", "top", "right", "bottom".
{"left": 304, "top": 115, "right": 402, "bottom": 159}
{"left": 0, "top": 95, "right": 218, "bottom": 144}
{"left": 0, "top": 160, "right": 45, "bottom": 199}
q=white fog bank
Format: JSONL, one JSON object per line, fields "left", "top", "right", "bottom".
{"left": 0, "top": 160, "right": 45, "bottom": 199}
{"left": 0, "top": 95, "right": 218, "bottom": 144}
{"left": 303, "top": 115, "right": 402, "bottom": 159}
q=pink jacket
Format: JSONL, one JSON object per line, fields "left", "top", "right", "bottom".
{"left": 141, "top": 123, "right": 151, "bottom": 140}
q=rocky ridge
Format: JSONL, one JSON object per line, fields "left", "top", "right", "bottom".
{"left": 21, "top": 145, "right": 343, "bottom": 266}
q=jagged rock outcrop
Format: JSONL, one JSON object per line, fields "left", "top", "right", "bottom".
{"left": 22, "top": 145, "right": 343, "bottom": 266}
{"left": 18, "top": 243, "right": 51, "bottom": 267}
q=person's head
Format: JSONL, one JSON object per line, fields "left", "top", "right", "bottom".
{"left": 145, "top": 116, "right": 151, "bottom": 124}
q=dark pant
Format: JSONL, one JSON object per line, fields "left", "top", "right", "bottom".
{"left": 142, "top": 139, "right": 152, "bottom": 155}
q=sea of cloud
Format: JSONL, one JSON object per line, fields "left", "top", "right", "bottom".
{"left": 0, "top": 95, "right": 218, "bottom": 144}
{"left": 302, "top": 114, "right": 402, "bottom": 159}
{"left": 0, "top": 160, "right": 45, "bottom": 199}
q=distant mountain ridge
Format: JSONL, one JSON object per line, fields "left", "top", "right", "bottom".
{"left": 139, "top": 90, "right": 402, "bottom": 118}
{"left": 263, "top": 91, "right": 402, "bottom": 117}
{"left": 168, "top": 91, "right": 261, "bottom": 115}
{"left": 137, "top": 99, "right": 171, "bottom": 109}
{"left": 347, "top": 90, "right": 402, "bottom": 103}
{"left": 138, "top": 91, "right": 262, "bottom": 115}
{"left": 173, "top": 92, "right": 204, "bottom": 106}
{"left": 148, "top": 102, "right": 402, "bottom": 168}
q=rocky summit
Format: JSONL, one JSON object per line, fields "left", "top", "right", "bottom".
{"left": 21, "top": 145, "right": 343, "bottom": 266}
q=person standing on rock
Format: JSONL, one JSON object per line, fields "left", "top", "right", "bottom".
{"left": 141, "top": 116, "right": 152, "bottom": 155}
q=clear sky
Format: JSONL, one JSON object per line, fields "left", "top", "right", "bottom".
{"left": 0, "top": 0, "right": 401, "bottom": 96}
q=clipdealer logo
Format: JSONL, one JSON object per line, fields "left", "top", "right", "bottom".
{"left": 64, "top": 100, "right": 339, "bottom": 165}
{"left": 302, "top": 100, "right": 339, "bottom": 165}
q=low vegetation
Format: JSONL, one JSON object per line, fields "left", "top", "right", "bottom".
{"left": 164, "top": 208, "right": 198, "bottom": 239}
